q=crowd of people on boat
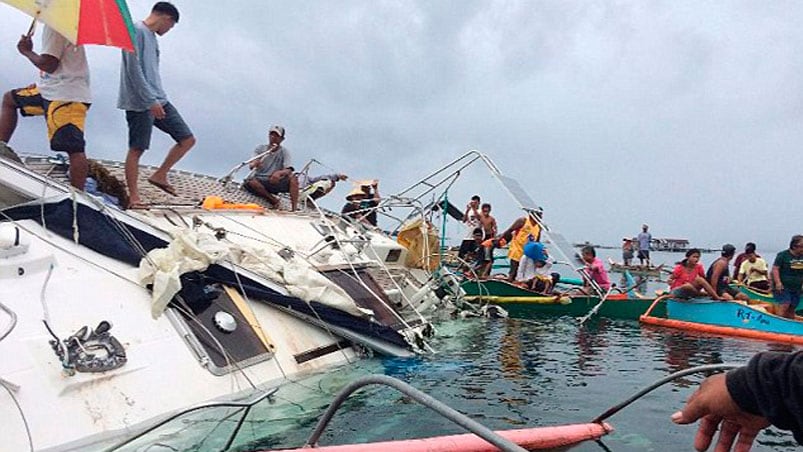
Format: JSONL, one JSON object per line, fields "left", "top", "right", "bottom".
{"left": 454, "top": 194, "right": 611, "bottom": 296}
{"left": 666, "top": 236, "right": 803, "bottom": 319}
{"left": 1, "top": 1, "right": 362, "bottom": 212}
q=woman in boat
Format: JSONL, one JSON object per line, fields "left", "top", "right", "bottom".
{"left": 579, "top": 245, "right": 611, "bottom": 294}
{"left": 668, "top": 249, "right": 720, "bottom": 299}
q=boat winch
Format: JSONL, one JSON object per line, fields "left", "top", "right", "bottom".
{"left": 50, "top": 321, "right": 127, "bottom": 376}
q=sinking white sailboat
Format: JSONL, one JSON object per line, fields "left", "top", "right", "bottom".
{"left": 0, "top": 146, "right": 447, "bottom": 451}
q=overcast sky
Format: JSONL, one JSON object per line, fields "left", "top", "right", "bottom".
{"left": 1, "top": 1, "right": 801, "bottom": 252}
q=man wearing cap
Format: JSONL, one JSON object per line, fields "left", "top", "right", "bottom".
{"left": 119, "top": 2, "right": 195, "bottom": 208}
{"left": 245, "top": 125, "right": 299, "bottom": 210}
{"left": 707, "top": 244, "right": 749, "bottom": 301}
{"left": 637, "top": 224, "right": 652, "bottom": 267}
{"left": 341, "top": 180, "right": 380, "bottom": 226}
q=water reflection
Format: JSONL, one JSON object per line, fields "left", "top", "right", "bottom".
{"left": 128, "top": 316, "right": 801, "bottom": 451}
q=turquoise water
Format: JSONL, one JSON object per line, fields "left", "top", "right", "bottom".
{"left": 121, "top": 250, "right": 799, "bottom": 451}
{"left": 138, "top": 316, "right": 798, "bottom": 452}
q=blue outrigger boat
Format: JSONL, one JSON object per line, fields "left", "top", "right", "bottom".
{"left": 640, "top": 297, "right": 803, "bottom": 345}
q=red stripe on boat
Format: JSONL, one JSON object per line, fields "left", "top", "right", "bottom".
{"left": 257, "top": 422, "right": 612, "bottom": 452}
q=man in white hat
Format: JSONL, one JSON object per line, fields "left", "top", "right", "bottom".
{"left": 341, "top": 180, "right": 380, "bottom": 226}
{"left": 637, "top": 223, "right": 652, "bottom": 267}
{"left": 244, "top": 125, "right": 299, "bottom": 210}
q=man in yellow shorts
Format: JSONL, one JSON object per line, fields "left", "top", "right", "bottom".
{"left": 1, "top": 26, "right": 91, "bottom": 189}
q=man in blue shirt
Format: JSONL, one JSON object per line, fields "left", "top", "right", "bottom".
{"left": 118, "top": 2, "right": 195, "bottom": 208}
{"left": 637, "top": 223, "right": 652, "bottom": 267}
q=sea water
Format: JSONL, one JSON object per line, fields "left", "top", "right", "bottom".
{"left": 124, "top": 249, "right": 798, "bottom": 452}
{"left": 221, "top": 317, "right": 797, "bottom": 452}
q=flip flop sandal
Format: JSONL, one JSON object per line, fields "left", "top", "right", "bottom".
{"left": 147, "top": 178, "right": 177, "bottom": 196}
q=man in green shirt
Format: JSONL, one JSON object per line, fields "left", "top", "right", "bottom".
{"left": 772, "top": 235, "right": 803, "bottom": 318}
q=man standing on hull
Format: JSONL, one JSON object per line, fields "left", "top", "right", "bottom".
{"left": 118, "top": 2, "right": 195, "bottom": 208}
{"left": 2, "top": 26, "right": 91, "bottom": 189}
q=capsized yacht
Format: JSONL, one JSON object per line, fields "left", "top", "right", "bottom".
{"left": 0, "top": 143, "right": 453, "bottom": 451}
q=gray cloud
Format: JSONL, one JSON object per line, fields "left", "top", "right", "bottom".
{"left": 1, "top": 0, "right": 800, "bottom": 252}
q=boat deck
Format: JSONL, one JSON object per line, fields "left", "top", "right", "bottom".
{"left": 19, "top": 153, "right": 295, "bottom": 210}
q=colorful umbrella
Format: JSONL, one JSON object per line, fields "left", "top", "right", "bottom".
{"left": 1, "top": 0, "right": 136, "bottom": 52}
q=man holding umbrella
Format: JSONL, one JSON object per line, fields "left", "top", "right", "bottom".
{"left": 1, "top": 26, "right": 91, "bottom": 189}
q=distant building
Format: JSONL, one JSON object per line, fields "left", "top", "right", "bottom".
{"left": 650, "top": 238, "right": 690, "bottom": 252}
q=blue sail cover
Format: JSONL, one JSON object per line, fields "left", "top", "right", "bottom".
{"left": 2, "top": 199, "right": 409, "bottom": 349}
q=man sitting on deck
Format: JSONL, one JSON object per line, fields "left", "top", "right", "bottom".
{"left": 244, "top": 125, "right": 299, "bottom": 210}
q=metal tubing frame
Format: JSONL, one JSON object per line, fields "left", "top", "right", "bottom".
{"left": 304, "top": 374, "right": 528, "bottom": 452}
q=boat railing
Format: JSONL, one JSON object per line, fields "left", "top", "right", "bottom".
{"left": 303, "top": 374, "right": 528, "bottom": 452}
{"left": 103, "top": 387, "right": 279, "bottom": 451}
{"left": 0, "top": 300, "right": 17, "bottom": 343}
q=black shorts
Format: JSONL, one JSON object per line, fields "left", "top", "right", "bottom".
{"left": 246, "top": 174, "right": 291, "bottom": 194}
{"left": 747, "top": 280, "right": 770, "bottom": 291}
{"left": 717, "top": 285, "right": 739, "bottom": 298}
{"left": 637, "top": 250, "right": 650, "bottom": 259}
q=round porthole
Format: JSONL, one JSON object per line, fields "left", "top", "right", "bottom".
{"left": 213, "top": 311, "right": 237, "bottom": 333}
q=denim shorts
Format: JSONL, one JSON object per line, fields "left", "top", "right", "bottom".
{"left": 775, "top": 288, "right": 801, "bottom": 309}
{"left": 125, "top": 102, "right": 193, "bottom": 151}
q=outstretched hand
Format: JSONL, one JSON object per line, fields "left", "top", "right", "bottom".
{"left": 672, "top": 373, "right": 770, "bottom": 451}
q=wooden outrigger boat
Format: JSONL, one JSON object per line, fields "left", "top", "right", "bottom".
{"left": 728, "top": 283, "right": 803, "bottom": 314}
{"left": 607, "top": 258, "right": 666, "bottom": 277}
{"left": 640, "top": 297, "right": 803, "bottom": 345}
{"left": 459, "top": 279, "right": 665, "bottom": 320}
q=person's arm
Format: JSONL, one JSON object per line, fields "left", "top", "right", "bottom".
{"left": 499, "top": 218, "right": 525, "bottom": 242}
{"left": 772, "top": 265, "right": 783, "bottom": 291}
{"left": 462, "top": 205, "right": 471, "bottom": 222}
{"left": 667, "top": 266, "right": 680, "bottom": 285}
{"left": 673, "top": 351, "right": 803, "bottom": 449}
{"left": 737, "top": 261, "right": 748, "bottom": 283}
{"left": 490, "top": 217, "right": 498, "bottom": 236}
{"left": 371, "top": 181, "right": 380, "bottom": 201}
{"left": 17, "top": 34, "right": 59, "bottom": 73}
{"left": 248, "top": 146, "right": 264, "bottom": 170}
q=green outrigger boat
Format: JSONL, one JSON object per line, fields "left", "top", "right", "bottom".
{"left": 731, "top": 284, "right": 803, "bottom": 314}
{"left": 459, "top": 279, "right": 666, "bottom": 320}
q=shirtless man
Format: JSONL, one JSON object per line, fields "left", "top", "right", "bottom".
{"left": 707, "top": 244, "right": 749, "bottom": 301}
{"left": 478, "top": 203, "right": 497, "bottom": 239}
